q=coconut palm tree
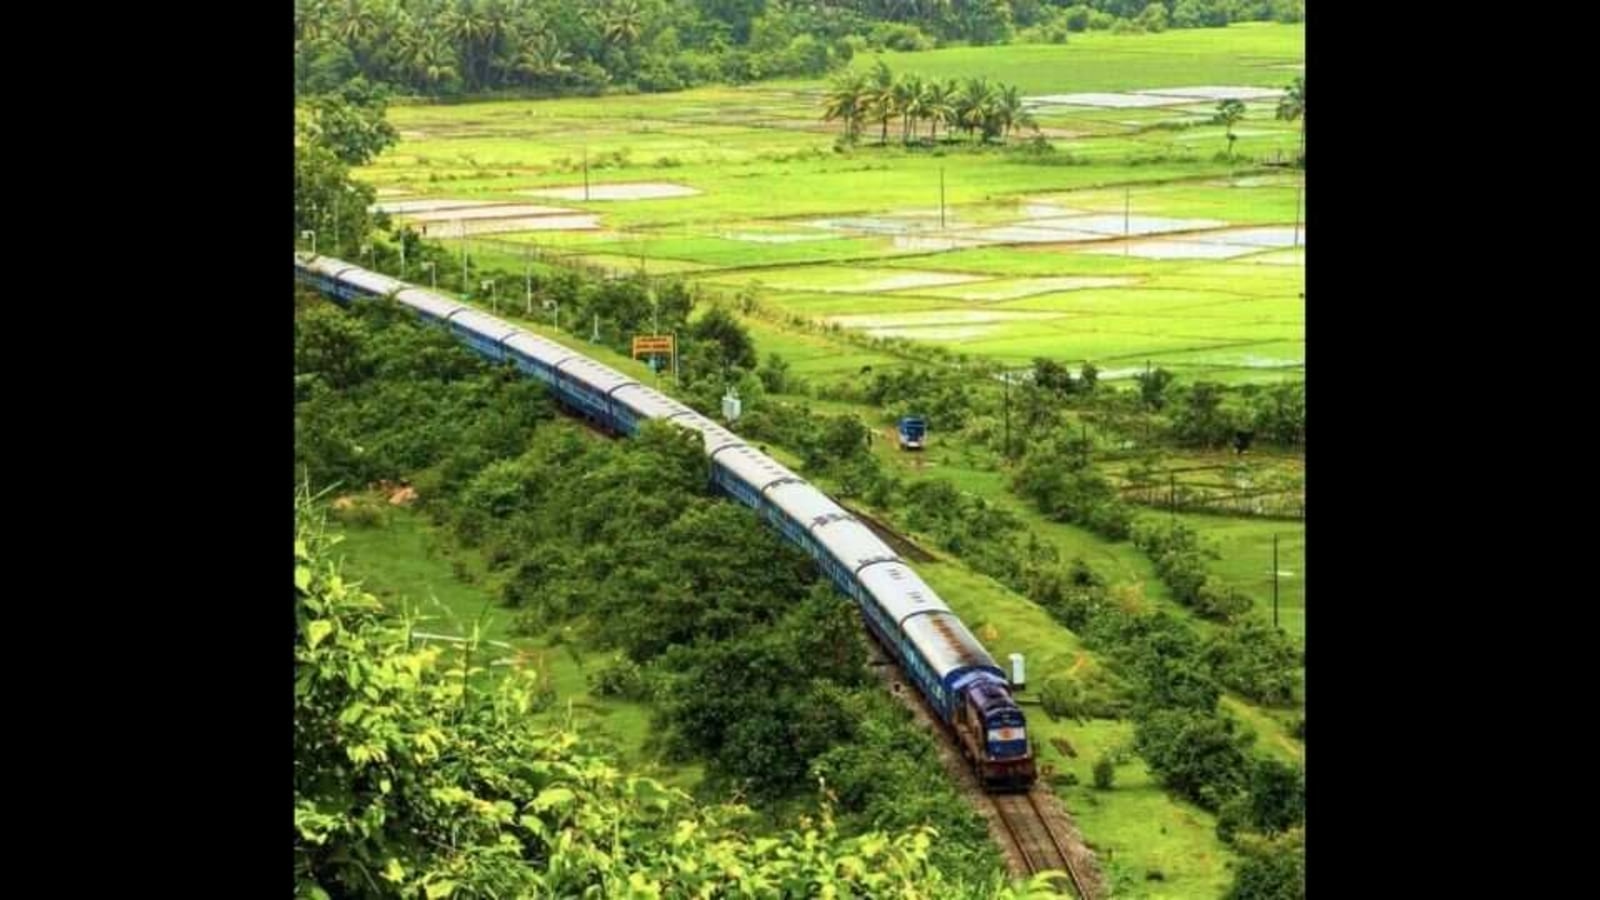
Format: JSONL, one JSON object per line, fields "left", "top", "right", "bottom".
{"left": 1276, "top": 76, "right": 1305, "bottom": 163}
{"left": 516, "top": 30, "right": 572, "bottom": 86}
{"left": 331, "top": 0, "right": 378, "bottom": 45}
{"left": 822, "top": 72, "right": 869, "bottom": 142}
{"left": 923, "top": 78, "right": 957, "bottom": 143}
{"left": 1214, "top": 98, "right": 1246, "bottom": 160}
{"left": 602, "top": 0, "right": 645, "bottom": 48}
{"left": 894, "top": 75, "right": 922, "bottom": 144}
{"left": 869, "top": 59, "right": 897, "bottom": 144}
{"left": 996, "top": 83, "right": 1035, "bottom": 142}
{"left": 956, "top": 77, "right": 997, "bottom": 142}
{"left": 441, "top": 2, "right": 494, "bottom": 89}
{"left": 412, "top": 30, "right": 460, "bottom": 89}
{"left": 295, "top": 0, "right": 330, "bottom": 42}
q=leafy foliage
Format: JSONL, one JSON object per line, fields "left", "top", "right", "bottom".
{"left": 294, "top": 297, "right": 1033, "bottom": 889}
{"left": 295, "top": 491, "right": 1060, "bottom": 898}
{"left": 1224, "top": 828, "right": 1306, "bottom": 900}
{"left": 1203, "top": 618, "right": 1301, "bottom": 706}
{"left": 1133, "top": 707, "right": 1253, "bottom": 809}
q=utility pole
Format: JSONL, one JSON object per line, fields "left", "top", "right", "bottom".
{"left": 459, "top": 234, "right": 467, "bottom": 292}
{"left": 591, "top": 312, "right": 600, "bottom": 343}
{"left": 399, "top": 235, "right": 406, "bottom": 280}
{"left": 524, "top": 246, "right": 532, "bottom": 316}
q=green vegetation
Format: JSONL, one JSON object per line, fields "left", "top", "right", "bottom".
{"left": 296, "top": 293, "right": 1020, "bottom": 889}
{"left": 822, "top": 60, "right": 1036, "bottom": 146}
{"left": 297, "top": 489, "right": 1068, "bottom": 898}
{"left": 296, "top": 1, "right": 1304, "bottom": 99}
{"left": 296, "top": 17, "right": 1306, "bottom": 896}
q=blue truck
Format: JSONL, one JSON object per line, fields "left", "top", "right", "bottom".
{"left": 898, "top": 416, "right": 927, "bottom": 450}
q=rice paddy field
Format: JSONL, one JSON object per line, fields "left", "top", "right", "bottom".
{"left": 354, "top": 23, "right": 1305, "bottom": 384}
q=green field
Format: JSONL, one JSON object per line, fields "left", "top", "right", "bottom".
{"left": 920, "top": 563, "right": 1237, "bottom": 897}
{"left": 832, "top": 24, "right": 1303, "bottom": 94}
{"left": 334, "top": 505, "right": 701, "bottom": 790}
{"left": 355, "top": 25, "right": 1304, "bottom": 383}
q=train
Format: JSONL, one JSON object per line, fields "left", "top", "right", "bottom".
{"left": 294, "top": 253, "right": 1037, "bottom": 792}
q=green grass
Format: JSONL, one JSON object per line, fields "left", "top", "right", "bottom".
{"left": 355, "top": 25, "right": 1305, "bottom": 377}
{"left": 332, "top": 503, "right": 700, "bottom": 790}
{"left": 831, "top": 24, "right": 1304, "bottom": 95}
{"left": 1176, "top": 513, "right": 1305, "bottom": 641}
{"left": 916, "top": 561, "right": 1237, "bottom": 897}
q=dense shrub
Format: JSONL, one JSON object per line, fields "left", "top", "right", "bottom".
{"left": 1093, "top": 755, "right": 1117, "bottom": 790}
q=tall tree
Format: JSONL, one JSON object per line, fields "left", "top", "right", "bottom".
{"left": 1215, "top": 98, "right": 1246, "bottom": 159}
{"left": 822, "top": 71, "right": 869, "bottom": 142}
{"left": 894, "top": 74, "right": 923, "bottom": 144}
{"left": 956, "top": 77, "right": 996, "bottom": 141}
{"left": 297, "top": 78, "right": 398, "bottom": 166}
{"left": 996, "top": 83, "right": 1034, "bottom": 141}
{"left": 922, "top": 78, "right": 955, "bottom": 143}
{"left": 869, "top": 59, "right": 897, "bottom": 144}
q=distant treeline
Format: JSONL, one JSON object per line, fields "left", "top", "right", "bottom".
{"left": 295, "top": 0, "right": 1306, "bottom": 98}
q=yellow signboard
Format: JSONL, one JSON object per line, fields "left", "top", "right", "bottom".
{"left": 632, "top": 335, "right": 675, "bottom": 357}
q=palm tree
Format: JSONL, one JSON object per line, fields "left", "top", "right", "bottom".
{"left": 923, "top": 79, "right": 956, "bottom": 143}
{"left": 957, "top": 78, "right": 996, "bottom": 142}
{"left": 479, "top": 0, "right": 516, "bottom": 87}
{"left": 412, "top": 30, "right": 460, "bottom": 89}
{"left": 296, "top": 0, "right": 331, "bottom": 42}
{"left": 822, "top": 72, "right": 869, "bottom": 142}
{"left": 864, "top": 60, "right": 898, "bottom": 144}
{"left": 996, "top": 83, "right": 1035, "bottom": 142}
{"left": 1276, "top": 76, "right": 1305, "bottom": 163}
{"left": 332, "top": 0, "right": 378, "bottom": 45}
{"left": 516, "top": 30, "right": 572, "bottom": 86}
{"left": 1214, "top": 98, "right": 1246, "bottom": 160}
{"left": 894, "top": 75, "right": 922, "bottom": 144}
{"left": 441, "top": 1, "right": 494, "bottom": 89}
{"left": 602, "top": 0, "right": 645, "bottom": 48}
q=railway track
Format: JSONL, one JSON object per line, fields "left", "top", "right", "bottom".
{"left": 863, "top": 638, "right": 1101, "bottom": 899}
{"left": 991, "top": 790, "right": 1095, "bottom": 899}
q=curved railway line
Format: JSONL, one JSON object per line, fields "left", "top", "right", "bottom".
{"left": 300, "top": 255, "right": 1108, "bottom": 892}
{"left": 991, "top": 790, "right": 1095, "bottom": 898}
